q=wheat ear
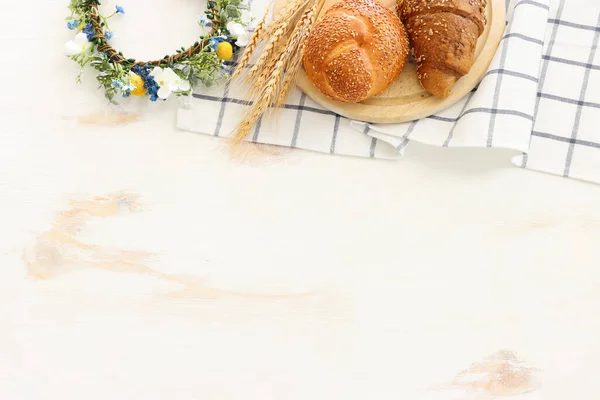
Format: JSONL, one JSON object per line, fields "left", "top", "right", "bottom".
{"left": 263, "top": 0, "right": 309, "bottom": 37}
{"left": 231, "top": 63, "right": 284, "bottom": 144}
{"left": 228, "top": 0, "right": 326, "bottom": 145}
{"left": 231, "top": 0, "right": 305, "bottom": 82}
{"left": 268, "top": 0, "right": 322, "bottom": 102}
{"left": 231, "top": 0, "right": 322, "bottom": 144}
{"left": 255, "top": 0, "right": 311, "bottom": 67}
{"left": 245, "top": 23, "right": 290, "bottom": 84}
{"left": 231, "top": 0, "right": 274, "bottom": 81}
{"left": 231, "top": 20, "right": 305, "bottom": 143}
{"left": 274, "top": 18, "right": 316, "bottom": 107}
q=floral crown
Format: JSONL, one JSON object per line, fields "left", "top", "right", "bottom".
{"left": 65, "top": 0, "right": 253, "bottom": 104}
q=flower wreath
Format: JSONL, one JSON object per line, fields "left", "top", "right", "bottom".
{"left": 65, "top": 0, "right": 253, "bottom": 103}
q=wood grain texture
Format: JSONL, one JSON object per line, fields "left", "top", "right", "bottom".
{"left": 5, "top": 1, "right": 600, "bottom": 399}
{"left": 276, "top": 0, "right": 505, "bottom": 123}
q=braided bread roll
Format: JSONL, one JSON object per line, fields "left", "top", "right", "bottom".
{"left": 303, "top": 0, "right": 409, "bottom": 103}
{"left": 398, "top": 0, "right": 487, "bottom": 98}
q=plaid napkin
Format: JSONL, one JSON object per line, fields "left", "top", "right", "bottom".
{"left": 177, "top": 0, "right": 600, "bottom": 185}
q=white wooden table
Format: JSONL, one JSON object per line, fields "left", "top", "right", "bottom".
{"left": 2, "top": 1, "right": 600, "bottom": 398}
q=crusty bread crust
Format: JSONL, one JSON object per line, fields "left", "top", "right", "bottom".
{"left": 303, "top": 0, "right": 410, "bottom": 103}
{"left": 399, "top": 0, "right": 487, "bottom": 98}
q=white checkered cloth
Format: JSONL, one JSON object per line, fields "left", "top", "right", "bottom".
{"left": 177, "top": 0, "right": 600, "bottom": 185}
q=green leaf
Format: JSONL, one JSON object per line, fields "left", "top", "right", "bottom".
{"left": 225, "top": 5, "right": 241, "bottom": 18}
{"left": 65, "top": 0, "right": 237, "bottom": 99}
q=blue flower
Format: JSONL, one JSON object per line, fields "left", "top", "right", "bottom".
{"left": 198, "top": 15, "right": 209, "bottom": 25}
{"left": 67, "top": 20, "right": 79, "bottom": 30}
{"left": 112, "top": 79, "right": 134, "bottom": 97}
{"left": 115, "top": 5, "right": 125, "bottom": 14}
{"left": 82, "top": 22, "right": 94, "bottom": 41}
{"left": 122, "top": 83, "right": 135, "bottom": 97}
{"left": 131, "top": 65, "right": 162, "bottom": 102}
{"left": 105, "top": 31, "right": 114, "bottom": 40}
{"left": 208, "top": 36, "right": 226, "bottom": 51}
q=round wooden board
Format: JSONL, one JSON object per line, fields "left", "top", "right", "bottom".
{"left": 273, "top": 0, "right": 506, "bottom": 124}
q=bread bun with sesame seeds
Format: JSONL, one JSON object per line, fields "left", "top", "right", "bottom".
{"left": 303, "top": 0, "right": 409, "bottom": 103}
{"left": 399, "top": 0, "right": 487, "bottom": 98}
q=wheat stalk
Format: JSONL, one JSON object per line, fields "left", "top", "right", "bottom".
{"left": 250, "top": 37, "right": 293, "bottom": 96}
{"left": 245, "top": 23, "right": 290, "bottom": 84}
{"left": 274, "top": 16, "right": 316, "bottom": 107}
{"left": 231, "top": 0, "right": 306, "bottom": 82}
{"left": 263, "top": 0, "right": 310, "bottom": 37}
{"left": 231, "top": 0, "right": 275, "bottom": 81}
{"left": 247, "top": 0, "right": 320, "bottom": 87}
{"left": 228, "top": 0, "right": 326, "bottom": 145}
{"left": 274, "top": 60, "right": 301, "bottom": 108}
{"left": 231, "top": 49, "right": 288, "bottom": 145}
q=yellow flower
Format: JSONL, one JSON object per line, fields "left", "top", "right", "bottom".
{"left": 129, "top": 73, "right": 147, "bottom": 97}
{"left": 216, "top": 42, "right": 233, "bottom": 61}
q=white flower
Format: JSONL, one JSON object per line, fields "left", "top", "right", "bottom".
{"left": 240, "top": 9, "right": 253, "bottom": 25}
{"left": 226, "top": 21, "right": 249, "bottom": 47}
{"left": 150, "top": 67, "right": 191, "bottom": 99}
{"left": 65, "top": 32, "right": 91, "bottom": 56}
{"left": 239, "top": 0, "right": 252, "bottom": 9}
{"left": 179, "top": 79, "right": 191, "bottom": 92}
